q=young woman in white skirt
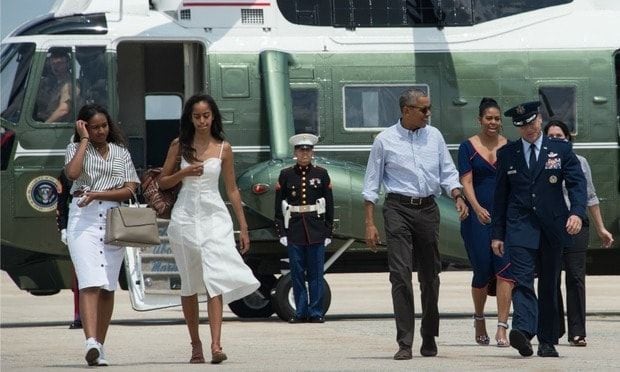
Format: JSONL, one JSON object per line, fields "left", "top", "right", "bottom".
{"left": 65, "top": 104, "right": 140, "bottom": 366}
{"left": 159, "top": 94, "right": 259, "bottom": 364}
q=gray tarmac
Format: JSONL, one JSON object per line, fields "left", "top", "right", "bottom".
{"left": 1, "top": 271, "right": 619, "bottom": 371}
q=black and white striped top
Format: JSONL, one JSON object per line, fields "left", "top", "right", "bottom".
{"left": 65, "top": 142, "right": 140, "bottom": 195}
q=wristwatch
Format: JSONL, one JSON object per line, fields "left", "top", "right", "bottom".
{"left": 454, "top": 190, "right": 466, "bottom": 202}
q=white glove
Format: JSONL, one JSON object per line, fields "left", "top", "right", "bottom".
{"left": 279, "top": 237, "right": 288, "bottom": 246}
{"left": 324, "top": 238, "right": 331, "bottom": 246}
{"left": 60, "top": 229, "right": 67, "bottom": 246}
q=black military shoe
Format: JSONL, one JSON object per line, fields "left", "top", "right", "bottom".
{"left": 537, "top": 343, "right": 559, "bottom": 357}
{"left": 420, "top": 336, "right": 438, "bottom": 357}
{"left": 288, "top": 317, "right": 306, "bottom": 324}
{"left": 393, "top": 347, "right": 412, "bottom": 360}
{"left": 509, "top": 329, "right": 533, "bottom": 357}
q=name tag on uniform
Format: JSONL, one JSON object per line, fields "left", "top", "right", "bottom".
{"left": 507, "top": 170, "right": 517, "bottom": 175}
{"left": 545, "top": 158, "right": 561, "bottom": 170}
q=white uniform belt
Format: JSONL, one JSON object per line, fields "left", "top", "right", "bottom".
{"left": 289, "top": 205, "right": 319, "bottom": 213}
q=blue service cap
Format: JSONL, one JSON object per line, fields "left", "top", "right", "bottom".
{"left": 504, "top": 101, "right": 540, "bottom": 127}
{"left": 289, "top": 133, "right": 318, "bottom": 149}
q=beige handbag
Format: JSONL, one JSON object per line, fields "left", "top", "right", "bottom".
{"left": 104, "top": 192, "right": 160, "bottom": 247}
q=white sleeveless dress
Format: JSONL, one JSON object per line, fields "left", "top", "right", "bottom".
{"left": 167, "top": 144, "right": 259, "bottom": 303}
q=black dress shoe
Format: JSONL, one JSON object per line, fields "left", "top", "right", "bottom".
{"left": 288, "top": 317, "right": 306, "bottom": 324}
{"left": 509, "top": 329, "right": 533, "bottom": 357}
{"left": 393, "top": 347, "right": 412, "bottom": 360}
{"left": 69, "top": 320, "right": 82, "bottom": 329}
{"left": 309, "top": 317, "right": 325, "bottom": 323}
{"left": 537, "top": 343, "right": 559, "bottom": 357}
{"left": 420, "top": 336, "right": 437, "bottom": 357}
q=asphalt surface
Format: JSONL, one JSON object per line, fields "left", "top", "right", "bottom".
{"left": 1, "top": 271, "right": 619, "bottom": 371}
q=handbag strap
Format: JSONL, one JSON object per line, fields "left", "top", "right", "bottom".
{"left": 127, "top": 187, "right": 141, "bottom": 207}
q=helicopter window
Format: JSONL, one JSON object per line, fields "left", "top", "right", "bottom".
{"left": 1, "top": 43, "right": 35, "bottom": 124}
{"left": 75, "top": 47, "right": 108, "bottom": 108}
{"left": 292, "top": 88, "right": 319, "bottom": 135}
{"left": 538, "top": 86, "right": 577, "bottom": 134}
{"left": 278, "top": 0, "right": 572, "bottom": 27}
{"left": 473, "top": 0, "right": 572, "bottom": 24}
{"left": 343, "top": 85, "right": 428, "bottom": 130}
{"left": 32, "top": 47, "right": 74, "bottom": 123}
{"left": 13, "top": 13, "right": 107, "bottom": 36}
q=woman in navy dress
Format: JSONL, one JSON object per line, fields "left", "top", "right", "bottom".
{"left": 458, "top": 98, "right": 514, "bottom": 347}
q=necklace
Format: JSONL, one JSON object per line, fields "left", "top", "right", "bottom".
{"left": 93, "top": 143, "right": 108, "bottom": 156}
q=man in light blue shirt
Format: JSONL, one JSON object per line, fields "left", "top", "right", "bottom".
{"left": 363, "top": 88, "right": 468, "bottom": 360}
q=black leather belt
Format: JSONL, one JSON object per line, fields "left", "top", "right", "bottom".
{"left": 386, "top": 193, "right": 434, "bottom": 206}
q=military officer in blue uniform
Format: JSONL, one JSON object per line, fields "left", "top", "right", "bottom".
{"left": 274, "top": 133, "right": 334, "bottom": 323}
{"left": 492, "top": 101, "right": 587, "bottom": 358}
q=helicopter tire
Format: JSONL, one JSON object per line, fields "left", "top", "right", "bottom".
{"left": 270, "top": 273, "right": 331, "bottom": 321}
{"left": 228, "top": 274, "right": 277, "bottom": 318}
{"left": 28, "top": 289, "right": 61, "bottom": 296}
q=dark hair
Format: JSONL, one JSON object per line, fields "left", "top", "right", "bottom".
{"left": 73, "top": 104, "right": 126, "bottom": 146}
{"left": 479, "top": 97, "right": 500, "bottom": 117}
{"left": 49, "top": 47, "right": 70, "bottom": 60}
{"left": 179, "top": 93, "right": 225, "bottom": 162}
{"left": 543, "top": 120, "right": 572, "bottom": 142}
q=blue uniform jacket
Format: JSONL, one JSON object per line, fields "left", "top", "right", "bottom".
{"left": 274, "top": 164, "right": 334, "bottom": 245}
{"left": 492, "top": 137, "right": 587, "bottom": 249}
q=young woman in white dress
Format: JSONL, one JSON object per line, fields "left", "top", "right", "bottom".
{"left": 159, "top": 93, "right": 259, "bottom": 364}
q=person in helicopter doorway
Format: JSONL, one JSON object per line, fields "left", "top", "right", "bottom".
{"left": 274, "top": 133, "right": 334, "bottom": 323}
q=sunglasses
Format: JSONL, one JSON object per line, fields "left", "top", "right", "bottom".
{"left": 407, "top": 105, "right": 432, "bottom": 114}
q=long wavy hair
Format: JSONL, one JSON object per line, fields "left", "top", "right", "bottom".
{"left": 179, "top": 93, "right": 224, "bottom": 162}
{"left": 73, "top": 104, "right": 127, "bottom": 146}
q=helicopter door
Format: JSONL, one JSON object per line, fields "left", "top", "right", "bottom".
{"left": 116, "top": 41, "right": 207, "bottom": 310}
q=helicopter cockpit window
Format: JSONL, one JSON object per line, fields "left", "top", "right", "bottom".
{"left": 75, "top": 47, "right": 108, "bottom": 108}
{"left": 538, "top": 86, "right": 577, "bottom": 134}
{"left": 33, "top": 47, "right": 74, "bottom": 123}
{"left": 292, "top": 88, "right": 319, "bottom": 135}
{"left": 1, "top": 43, "right": 35, "bottom": 124}
{"left": 278, "top": 0, "right": 572, "bottom": 27}
{"left": 343, "top": 85, "right": 429, "bottom": 130}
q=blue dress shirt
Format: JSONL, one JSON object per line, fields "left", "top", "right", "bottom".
{"left": 522, "top": 134, "right": 543, "bottom": 168}
{"left": 362, "top": 120, "right": 462, "bottom": 204}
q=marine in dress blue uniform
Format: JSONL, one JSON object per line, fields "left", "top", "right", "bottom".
{"left": 274, "top": 133, "right": 334, "bottom": 323}
{"left": 491, "top": 101, "right": 587, "bottom": 357}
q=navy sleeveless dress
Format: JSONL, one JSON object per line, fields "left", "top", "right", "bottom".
{"left": 458, "top": 140, "right": 511, "bottom": 288}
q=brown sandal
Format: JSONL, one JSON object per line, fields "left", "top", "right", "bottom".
{"left": 211, "top": 348, "right": 228, "bottom": 364}
{"left": 190, "top": 341, "right": 205, "bottom": 364}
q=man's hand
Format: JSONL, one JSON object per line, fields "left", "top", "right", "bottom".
{"left": 455, "top": 198, "right": 469, "bottom": 221}
{"left": 566, "top": 215, "right": 582, "bottom": 235}
{"left": 365, "top": 223, "right": 380, "bottom": 252}
{"left": 60, "top": 229, "right": 67, "bottom": 245}
{"left": 491, "top": 239, "right": 504, "bottom": 257}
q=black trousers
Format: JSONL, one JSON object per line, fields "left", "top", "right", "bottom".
{"left": 557, "top": 226, "right": 589, "bottom": 339}
{"left": 383, "top": 198, "right": 441, "bottom": 348}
